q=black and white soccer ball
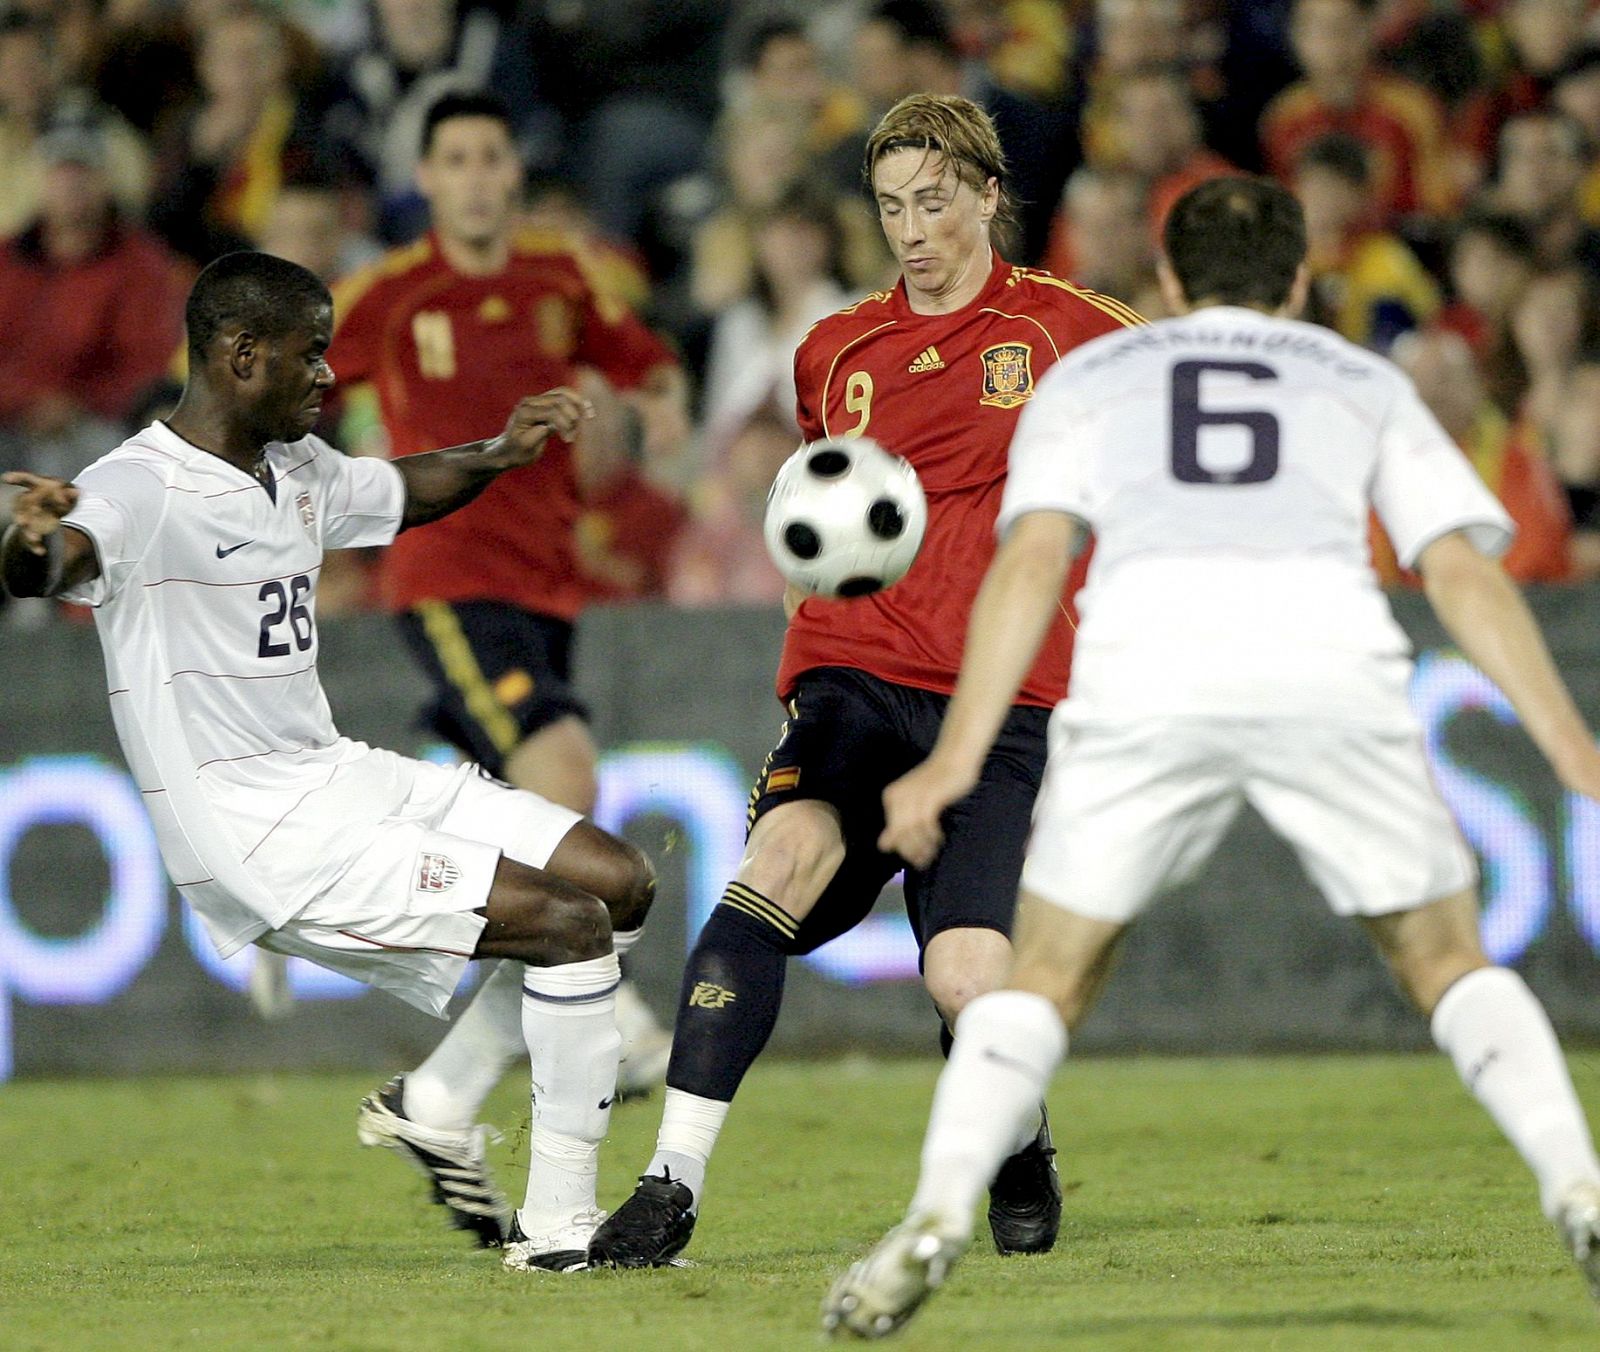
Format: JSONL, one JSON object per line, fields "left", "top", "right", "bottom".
{"left": 763, "top": 437, "right": 928, "bottom": 598}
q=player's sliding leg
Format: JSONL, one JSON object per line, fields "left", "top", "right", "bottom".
{"left": 468, "top": 857, "right": 626, "bottom": 1272}
{"left": 360, "top": 820, "right": 654, "bottom": 1255}
{"left": 588, "top": 800, "right": 846, "bottom": 1268}
{"left": 824, "top": 898, "right": 1122, "bottom": 1339}
{"left": 1366, "top": 891, "right": 1600, "bottom": 1299}
{"left": 926, "top": 927, "right": 1059, "bottom": 1255}
{"left": 505, "top": 715, "right": 672, "bottom": 1097}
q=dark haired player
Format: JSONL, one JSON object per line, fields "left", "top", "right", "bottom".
{"left": 1, "top": 251, "right": 657, "bottom": 1271}
{"left": 588, "top": 93, "right": 1140, "bottom": 1269}
{"left": 328, "top": 92, "right": 686, "bottom": 1175}
{"left": 823, "top": 177, "right": 1600, "bottom": 1337}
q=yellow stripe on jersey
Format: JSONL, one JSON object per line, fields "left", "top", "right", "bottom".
{"left": 414, "top": 600, "right": 522, "bottom": 756}
{"left": 330, "top": 236, "right": 436, "bottom": 331}
{"left": 1011, "top": 268, "right": 1145, "bottom": 328}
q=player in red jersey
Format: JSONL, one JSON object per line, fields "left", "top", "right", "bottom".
{"left": 589, "top": 94, "right": 1140, "bottom": 1270}
{"left": 327, "top": 93, "right": 688, "bottom": 1238}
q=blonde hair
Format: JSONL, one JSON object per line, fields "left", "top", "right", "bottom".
{"left": 864, "top": 94, "right": 1013, "bottom": 224}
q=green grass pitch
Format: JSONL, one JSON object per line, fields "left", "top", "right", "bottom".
{"left": 3, "top": 1054, "right": 1599, "bottom": 1351}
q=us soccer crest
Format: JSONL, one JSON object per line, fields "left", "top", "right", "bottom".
{"left": 979, "top": 342, "right": 1035, "bottom": 408}
{"left": 417, "top": 852, "right": 460, "bottom": 893}
{"left": 296, "top": 490, "right": 316, "bottom": 538}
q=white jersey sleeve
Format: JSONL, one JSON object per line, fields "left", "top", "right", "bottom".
{"left": 59, "top": 457, "right": 171, "bottom": 607}
{"left": 1371, "top": 380, "right": 1513, "bottom": 567}
{"left": 996, "top": 367, "right": 1091, "bottom": 536}
{"left": 314, "top": 441, "right": 405, "bottom": 549}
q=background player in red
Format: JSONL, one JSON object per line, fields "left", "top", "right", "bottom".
{"left": 327, "top": 92, "right": 687, "bottom": 1216}
{"left": 588, "top": 93, "right": 1140, "bottom": 1270}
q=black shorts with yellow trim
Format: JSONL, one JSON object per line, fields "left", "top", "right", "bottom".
{"left": 746, "top": 666, "right": 1048, "bottom": 961}
{"left": 398, "top": 600, "right": 589, "bottom": 776}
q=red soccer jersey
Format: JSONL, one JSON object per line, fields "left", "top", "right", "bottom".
{"left": 780, "top": 252, "right": 1140, "bottom": 708}
{"left": 328, "top": 229, "right": 675, "bottom": 620}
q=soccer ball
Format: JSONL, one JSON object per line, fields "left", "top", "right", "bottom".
{"left": 763, "top": 437, "right": 928, "bottom": 598}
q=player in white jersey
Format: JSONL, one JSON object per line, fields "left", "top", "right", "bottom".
{"left": 1, "top": 251, "right": 658, "bottom": 1272}
{"left": 822, "top": 178, "right": 1600, "bottom": 1338}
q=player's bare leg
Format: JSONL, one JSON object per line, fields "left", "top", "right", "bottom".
{"left": 925, "top": 926, "right": 1061, "bottom": 1255}
{"left": 588, "top": 799, "right": 845, "bottom": 1267}
{"left": 506, "top": 714, "right": 671, "bottom": 1095}
{"left": 825, "top": 896, "right": 1119, "bottom": 1338}
{"left": 1365, "top": 889, "right": 1600, "bottom": 1300}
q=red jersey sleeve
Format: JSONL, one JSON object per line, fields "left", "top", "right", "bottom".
{"left": 570, "top": 253, "right": 674, "bottom": 391}
{"left": 794, "top": 335, "right": 824, "bottom": 441}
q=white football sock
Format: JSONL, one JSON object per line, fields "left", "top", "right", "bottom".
{"left": 403, "top": 960, "right": 525, "bottom": 1131}
{"left": 909, "top": 990, "right": 1067, "bottom": 1233}
{"left": 646, "top": 1088, "right": 731, "bottom": 1211}
{"left": 1431, "top": 966, "right": 1600, "bottom": 1218}
{"left": 518, "top": 954, "right": 622, "bottom": 1231}
{"left": 612, "top": 926, "right": 644, "bottom": 957}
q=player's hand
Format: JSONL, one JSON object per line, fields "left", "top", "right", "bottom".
{"left": 878, "top": 756, "right": 979, "bottom": 869}
{"left": 488, "top": 388, "right": 594, "bottom": 467}
{"left": 2, "top": 471, "right": 79, "bottom": 554}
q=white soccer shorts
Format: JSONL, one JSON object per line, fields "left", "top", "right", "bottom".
{"left": 260, "top": 759, "right": 583, "bottom": 1016}
{"left": 1022, "top": 715, "right": 1477, "bottom": 925}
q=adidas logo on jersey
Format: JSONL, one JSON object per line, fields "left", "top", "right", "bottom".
{"left": 907, "top": 346, "right": 946, "bottom": 373}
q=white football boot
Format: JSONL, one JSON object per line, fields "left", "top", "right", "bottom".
{"left": 822, "top": 1213, "right": 969, "bottom": 1339}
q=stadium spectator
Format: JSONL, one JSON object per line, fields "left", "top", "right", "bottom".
{"left": 1488, "top": 109, "right": 1600, "bottom": 273}
{"left": 1552, "top": 46, "right": 1600, "bottom": 221}
{"left": 1295, "top": 131, "right": 1439, "bottom": 350}
{"left": 253, "top": 169, "right": 382, "bottom": 283}
{"left": 1549, "top": 360, "right": 1600, "bottom": 575}
{"left": 699, "top": 183, "right": 856, "bottom": 470}
{"left": 666, "top": 409, "right": 791, "bottom": 608}
{"left": 1436, "top": 212, "right": 1538, "bottom": 412}
{"left": 0, "top": 15, "right": 152, "bottom": 239}
{"left": 1077, "top": 0, "right": 1188, "bottom": 171}
{"left": 321, "top": 0, "right": 543, "bottom": 245}
{"left": 734, "top": 17, "right": 866, "bottom": 196}
{"left": 572, "top": 371, "right": 687, "bottom": 605}
{"left": 1373, "top": 329, "right": 1572, "bottom": 585}
{"left": 1459, "top": 0, "right": 1591, "bottom": 176}
{"left": 1107, "top": 66, "right": 1235, "bottom": 245}
{"left": 524, "top": 0, "right": 728, "bottom": 247}
{"left": 1261, "top": 0, "right": 1457, "bottom": 223}
{"left": 1508, "top": 265, "right": 1600, "bottom": 493}
{"left": 0, "top": 118, "right": 189, "bottom": 482}
{"left": 523, "top": 175, "right": 653, "bottom": 315}
{"left": 947, "top": 0, "right": 1075, "bottom": 105}
{"left": 1040, "top": 168, "right": 1154, "bottom": 301}
{"left": 148, "top": 3, "right": 328, "bottom": 264}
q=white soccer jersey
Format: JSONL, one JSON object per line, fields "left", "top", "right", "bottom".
{"left": 999, "top": 307, "right": 1514, "bottom": 723}
{"left": 61, "top": 422, "right": 407, "bottom": 956}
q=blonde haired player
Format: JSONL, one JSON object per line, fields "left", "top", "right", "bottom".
{"left": 823, "top": 177, "right": 1600, "bottom": 1337}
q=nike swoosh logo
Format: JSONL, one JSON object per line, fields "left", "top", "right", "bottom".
{"left": 215, "top": 540, "right": 254, "bottom": 558}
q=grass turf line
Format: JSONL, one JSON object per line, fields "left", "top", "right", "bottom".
{"left": 1, "top": 1055, "right": 1598, "bottom": 1350}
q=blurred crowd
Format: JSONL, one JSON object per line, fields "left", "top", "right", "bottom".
{"left": 6, "top": 0, "right": 1600, "bottom": 622}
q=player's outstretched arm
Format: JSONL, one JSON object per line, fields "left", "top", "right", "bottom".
{"left": 1, "top": 471, "right": 98, "bottom": 598}
{"left": 395, "top": 388, "right": 592, "bottom": 529}
{"left": 879, "top": 510, "right": 1079, "bottom": 867}
{"left": 1419, "top": 531, "right": 1600, "bottom": 799}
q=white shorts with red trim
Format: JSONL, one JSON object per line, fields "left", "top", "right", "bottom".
{"left": 259, "top": 759, "right": 582, "bottom": 1016}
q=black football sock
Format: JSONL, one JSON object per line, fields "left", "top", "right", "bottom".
{"left": 664, "top": 883, "right": 796, "bottom": 1102}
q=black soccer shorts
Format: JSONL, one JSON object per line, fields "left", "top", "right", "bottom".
{"left": 398, "top": 599, "right": 589, "bottom": 776}
{"left": 745, "top": 665, "right": 1049, "bottom": 961}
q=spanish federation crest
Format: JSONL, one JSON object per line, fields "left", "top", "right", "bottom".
{"left": 979, "top": 342, "right": 1035, "bottom": 409}
{"left": 296, "top": 490, "right": 317, "bottom": 538}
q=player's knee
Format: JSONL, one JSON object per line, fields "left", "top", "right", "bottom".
{"left": 540, "top": 891, "right": 613, "bottom": 965}
{"left": 742, "top": 806, "right": 845, "bottom": 910}
{"left": 924, "top": 968, "right": 998, "bottom": 1025}
{"left": 594, "top": 838, "right": 656, "bottom": 933}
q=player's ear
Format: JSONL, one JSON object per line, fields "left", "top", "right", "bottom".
{"left": 979, "top": 176, "right": 999, "bottom": 223}
{"left": 1155, "top": 257, "right": 1189, "bottom": 315}
{"left": 1282, "top": 262, "right": 1313, "bottom": 320}
{"left": 227, "top": 329, "right": 258, "bottom": 380}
